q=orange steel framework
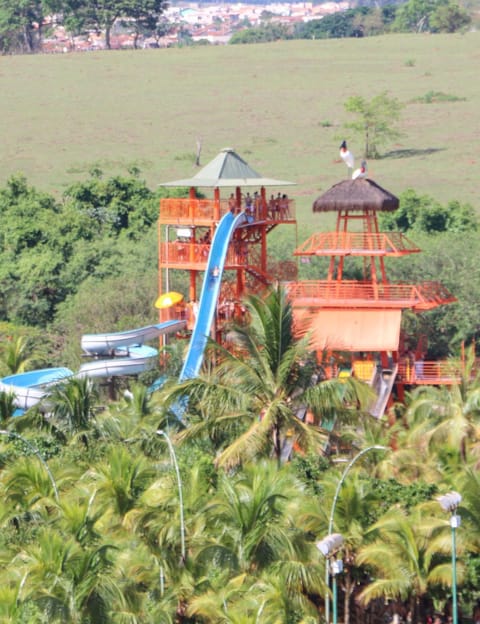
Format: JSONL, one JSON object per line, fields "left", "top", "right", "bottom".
{"left": 287, "top": 200, "right": 457, "bottom": 399}
{"left": 157, "top": 187, "right": 297, "bottom": 337}
{"left": 157, "top": 175, "right": 459, "bottom": 401}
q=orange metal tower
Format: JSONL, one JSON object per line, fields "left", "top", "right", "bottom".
{"left": 158, "top": 153, "right": 457, "bottom": 413}
{"left": 287, "top": 178, "right": 456, "bottom": 408}
{"left": 157, "top": 148, "right": 297, "bottom": 335}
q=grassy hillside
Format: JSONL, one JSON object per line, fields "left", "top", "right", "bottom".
{"left": 1, "top": 32, "right": 479, "bottom": 229}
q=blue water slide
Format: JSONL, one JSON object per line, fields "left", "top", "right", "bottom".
{"left": 1, "top": 321, "right": 185, "bottom": 414}
{"left": 0, "top": 367, "right": 74, "bottom": 412}
{"left": 179, "top": 211, "right": 246, "bottom": 381}
{"left": 81, "top": 320, "right": 185, "bottom": 355}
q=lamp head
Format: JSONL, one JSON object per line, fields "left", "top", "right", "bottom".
{"left": 316, "top": 533, "right": 344, "bottom": 556}
{"left": 437, "top": 491, "right": 462, "bottom": 512}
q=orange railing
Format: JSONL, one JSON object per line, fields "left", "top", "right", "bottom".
{"left": 159, "top": 198, "right": 220, "bottom": 223}
{"left": 294, "top": 232, "right": 420, "bottom": 256}
{"left": 287, "top": 280, "right": 455, "bottom": 310}
{"left": 159, "top": 240, "right": 251, "bottom": 267}
{"left": 159, "top": 197, "right": 296, "bottom": 224}
{"left": 398, "top": 358, "right": 476, "bottom": 384}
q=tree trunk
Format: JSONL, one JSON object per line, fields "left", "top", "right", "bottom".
{"left": 274, "top": 423, "right": 282, "bottom": 466}
{"left": 24, "top": 24, "right": 34, "bottom": 53}
{"left": 105, "top": 25, "right": 111, "bottom": 49}
{"left": 195, "top": 139, "right": 202, "bottom": 166}
{"left": 343, "top": 569, "right": 356, "bottom": 624}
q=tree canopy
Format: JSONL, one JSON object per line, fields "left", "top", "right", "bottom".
{"left": 344, "top": 92, "right": 404, "bottom": 159}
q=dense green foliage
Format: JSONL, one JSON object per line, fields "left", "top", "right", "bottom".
{"left": 229, "top": 22, "right": 291, "bottom": 44}
{"left": 295, "top": 6, "right": 397, "bottom": 39}
{"left": 0, "top": 287, "right": 479, "bottom": 622}
{"left": 392, "top": 0, "right": 471, "bottom": 32}
{"left": 379, "top": 188, "right": 478, "bottom": 233}
{"left": 0, "top": 172, "right": 159, "bottom": 328}
{"left": 379, "top": 190, "right": 479, "bottom": 356}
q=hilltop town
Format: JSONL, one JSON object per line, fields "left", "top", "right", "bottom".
{"left": 43, "top": 1, "right": 349, "bottom": 51}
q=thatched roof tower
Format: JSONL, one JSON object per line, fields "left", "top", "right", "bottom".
{"left": 312, "top": 178, "right": 399, "bottom": 213}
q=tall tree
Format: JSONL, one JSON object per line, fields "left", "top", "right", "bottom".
{"left": 392, "top": 0, "right": 454, "bottom": 32}
{"left": 66, "top": 0, "right": 168, "bottom": 49}
{"left": 429, "top": 3, "right": 471, "bottom": 32}
{"left": 11, "top": 528, "right": 117, "bottom": 623}
{"left": 0, "top": 0, "right": 59, "bottom": 53}
{"left": 357, "top": 506, "right": 458, "bottom": 621}
{"left": 48, "top": 377, "right": 98, "bottom": 436}
{"left": 163, "top": 284, "right": 370, "bottom": 468}
{"left": 120, "top": 0, "right": 168, "bottom": 49}
{"left": 400, "top": 347, "right": 480, "bottom": 466}
{"left": 189, "top": 461, "right": 323, "bottom": 621}
{"left": 344, "top": 92, "right": 404, "bottom": 159}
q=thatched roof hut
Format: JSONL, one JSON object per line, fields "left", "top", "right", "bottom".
{"left": 313, "top": 178, "right": 399, "bottom": 213}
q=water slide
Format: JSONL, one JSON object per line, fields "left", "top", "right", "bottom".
{"left": 0, "top": 367, "right": 74, "bottom": 411}
{"left": 369, "top": 364, "right": 398, "bottom": 419}
{"left": 77, "top": 345, "right": 159, "bottom": 379}
{"left": 81, "top": 320, "right": 185, "bottom": 355}
{"left": 0, "top": 321, "right": 185, "bottom": 412}
{"left": 2, "top": 208, "right": 246, "bottom": 412}
{"left": 179, "top": 210, "right": 247, "bottom": 381}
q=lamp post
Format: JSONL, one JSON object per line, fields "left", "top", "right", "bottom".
{"left": 156, "top": 429, "right": 186, "bottom": 563}
{"left": 437, "top": 491, "right": 462, "bottom": 624}
{"left": 324, "top": 445, "right": 389, "bottom": 624}
{"left": 0, "top": 429, "right": 59, "bottom": 503}
{"left": 317, "top": 533, "right": 344, "bottom": 624}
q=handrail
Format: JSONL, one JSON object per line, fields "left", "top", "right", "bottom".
{"left": 294, "top": 231, "right": 420, "bottom": 256}
{"left": 159, "top": 241, "right": 252, "bottom": 267}
{"left": 398, "top": 358, "right": 474, "bottom": 384}
{"left": 159, "top": 197, "right": 296, "bottom": 224}
{"left": 286, "top": 280, "right": 456, "bottom": 310}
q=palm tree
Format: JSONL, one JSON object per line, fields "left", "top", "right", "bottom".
{"left": 89, "top": 445, "right": 156, "bottom": 521}
{"left": 48, "top": 377, "right": 98, "bottom": 436}
{"left": 356, "top": 505, "right": 461, "bottom": 622}
{"left": 162, "top": 285, "right": 370, "bottom": 468}
{"left": 94, "top": 384, "right": 171, "bottom": 460}
{"left": 456, "top": 469, "right": 480, "bottom": 551}
{"left": 199, "top": 461, "right": 299, "bottom": 573}
{"left": 10, "top": 527, "right": 118, "bottom": 623}
{"left": 0, "top": 584, "right": 25, "bottom": 623}
{"left": 298, "top": 469, "right": 379, "bottom": 624}
{"left": 0, "top": 335, "right": 37, "bottom": 376}
{"left": 0, "top": 390, "right": 18, "bottom": 424}
{"left": 1, "top": 454, "right": 59, "bottom": 514}
{"left": 191, "top": 460, "right": 324, "bottom": 620}
{"left": 402, "top": 347, "right": 480, "bottom": 465}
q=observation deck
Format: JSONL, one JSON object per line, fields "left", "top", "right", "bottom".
{"left": 286, "top": 280, "right": 457, "bottom": 311}
{"left": 294, "top": 231, "right": 421, "bottom": 257}
{"left": 159, "top": 197, "right": 296, "bottom": 226}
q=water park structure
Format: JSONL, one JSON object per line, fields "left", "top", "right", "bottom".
{"left": 157, "top": 148, "right": 457, "bottom": 417}
{"left": 0, "top": 147, "right": 458, "bottom": 420}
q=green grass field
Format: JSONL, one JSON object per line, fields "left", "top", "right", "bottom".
{"left": 1, "top": 32, "right": 479, "bottom": 227}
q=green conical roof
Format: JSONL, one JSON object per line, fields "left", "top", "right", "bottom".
{"left": 159, "top": 147, "right": 295, "bottom": 188}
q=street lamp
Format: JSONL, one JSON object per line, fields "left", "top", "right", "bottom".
{"left": 0, "top": 429, "right": 59, "bottom": 503}
{"left": 317, "top": 533, "right": 344, "bottom": 624}
{"left": 156, "top": 429, "right": 186, "bottom": 563}
{"left": 437, "top": 491, "right": 462, "bottom": 624}
{"left": 324, "top": 445, "right": 389, "bottom": 623}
